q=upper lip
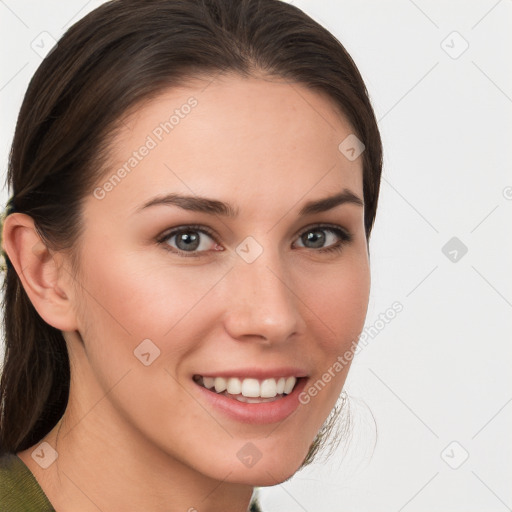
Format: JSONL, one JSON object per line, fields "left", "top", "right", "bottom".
{"left": 194, "top": 367, "right": 309, "bottom": 380}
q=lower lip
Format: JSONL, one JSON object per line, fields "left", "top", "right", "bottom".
{"left": 193, "top": 377, "right": 308, "bottom": 425}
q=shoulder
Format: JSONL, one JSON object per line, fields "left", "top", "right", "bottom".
{"left": 0, "top": 452, "right": 55, "bottom": 511}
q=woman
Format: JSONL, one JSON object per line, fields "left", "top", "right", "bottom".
{"left": 0, "top": 0, "right": 382, "bottom": 510}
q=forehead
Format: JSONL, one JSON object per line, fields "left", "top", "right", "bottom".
{"left": 94, "top": 74, "right": 363, "bottom": 218}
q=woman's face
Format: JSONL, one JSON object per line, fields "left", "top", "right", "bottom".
{"left": 68, "top": 74, "right": 370, "bottom": 485}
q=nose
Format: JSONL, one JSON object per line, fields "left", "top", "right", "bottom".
{"left": 222, "top": 248, "right": 304, "bottom": 345}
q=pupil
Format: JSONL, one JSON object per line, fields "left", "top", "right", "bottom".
{"left": 304, "top": 230, "right": 325, "bottom": 248}
{"left": 177, "top": 231, "right": 200, "bottom": 251}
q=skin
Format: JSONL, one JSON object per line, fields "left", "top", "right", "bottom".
{"left": 3, "top": 74, "right": 370, "bottom": 512}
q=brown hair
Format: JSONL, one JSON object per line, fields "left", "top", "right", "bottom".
{"left": 0, "top": 0, "right": 382, "bottom": 466}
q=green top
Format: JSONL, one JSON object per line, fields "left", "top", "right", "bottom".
{"left": 0, "top": 452, "right": 263, "bottom": 511}
{"left": 0, "top": 452, "right": 55, "bottom": 511}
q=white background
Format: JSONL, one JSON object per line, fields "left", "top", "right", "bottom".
{"left": 1, "top": 1, "right": 511, "bottom": 511}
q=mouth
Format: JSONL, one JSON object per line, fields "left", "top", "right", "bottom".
{"left": 192, "top": 374, "right": 303, "bottom": 403}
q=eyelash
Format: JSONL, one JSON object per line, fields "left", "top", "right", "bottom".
{"left": 156, "top": 223, "right": 353, "bottom": 258}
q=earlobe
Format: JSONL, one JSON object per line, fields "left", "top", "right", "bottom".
{"left": 1, "top": 212, "right": 79, "bottom": 331}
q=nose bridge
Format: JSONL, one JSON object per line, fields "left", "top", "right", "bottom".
{"left": 224, "top": 241, "right": 301, "bottom": 342}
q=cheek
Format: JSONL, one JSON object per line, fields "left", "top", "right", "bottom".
{"left": 78, "top": 244, "right": 219, "bottom": 335}
{"left": 307, "top": 252, "right": 370, "bottom": 353}
{"left": 71, "top": 248, "right": 218, "bottom": 428}
{"left": 298, "top": 266, "right": 369, "bottom": 430}
{"left": 297, "top": 251, "right": 370, "bottom": 410}
{"left": 74, "top": 244, "right": 233, "bottom": 384}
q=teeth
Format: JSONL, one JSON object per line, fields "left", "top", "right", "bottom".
{"left": 199, "top": 376, "right": 298, "bottom": 398}
{"left": 214, "top": 377, "right": 227, "bottom": 393}
{"left": 203, "top": 377, "right": 215, "bottom": 389}
{"left": 227, "top": 378, "right": 242, "bottom": 395}
{"left": 284, "top": 376, "right": 296, "bottom": 394}
{"left": 261, "top": 378, "right": 278, "bottom": 398}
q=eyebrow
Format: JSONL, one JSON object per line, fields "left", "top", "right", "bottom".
{"left": 136, "top": 188, "right": 363, "bottom": 217}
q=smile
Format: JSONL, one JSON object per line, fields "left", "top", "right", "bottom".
{"left": 193, "top": 375, "right": 299, "bottom": 403}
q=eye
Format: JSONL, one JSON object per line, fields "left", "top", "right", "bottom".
{"left": 157, "top": 225, "right": 222, "bottom": 257}
{"left": 293, "top": 224, "right": 352, "bottom": 254}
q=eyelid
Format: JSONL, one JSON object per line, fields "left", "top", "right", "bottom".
{"left": 291, "top": 222, "right": 352, "bottom": 243}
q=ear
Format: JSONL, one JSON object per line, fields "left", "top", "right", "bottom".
{"left": 1, "top": 212, "right": 79, "bottom": 331}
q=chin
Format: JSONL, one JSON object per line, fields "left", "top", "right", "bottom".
{"left": 223, "top": 456, "right": 305, "bottom": 487}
